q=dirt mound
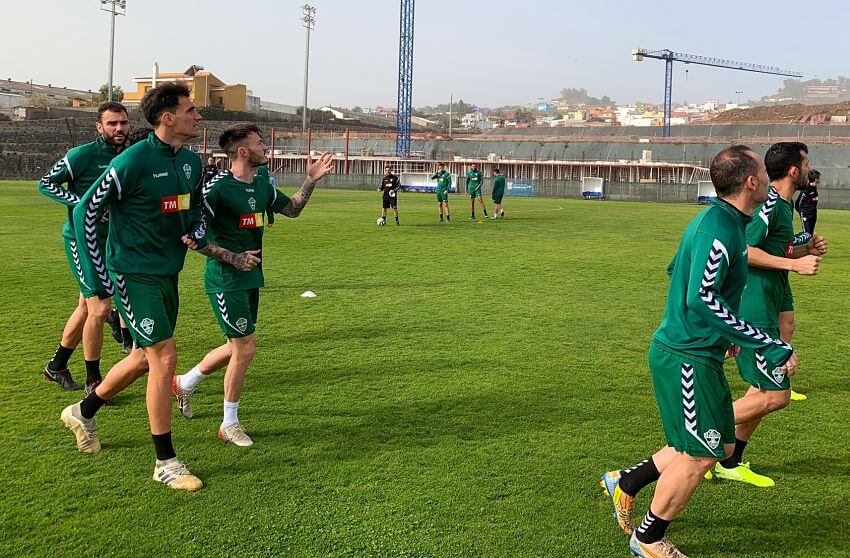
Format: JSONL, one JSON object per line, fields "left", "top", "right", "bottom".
{"left": 714, "top": 101, "right": 850, "bottom": 124}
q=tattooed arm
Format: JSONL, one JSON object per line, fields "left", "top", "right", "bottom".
{"left": 277, "top": 178, "right": 317, "bottom": 218}
{"left": 181, "top": 236, "right": 261, "bottom": 272}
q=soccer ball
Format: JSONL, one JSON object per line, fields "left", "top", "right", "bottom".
{"left": 377, "top": 217, "right": 386, "bottom": 226}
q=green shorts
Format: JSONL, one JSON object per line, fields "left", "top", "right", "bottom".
{"left": 436, "top": 190, "right": 449, "bottom": 203}
{"left": 468, "top": 189, "right": 482, "bottom": 198}
{"left": 492, "top": 193, "right": 504, "bottom": 204}
{"left": 64, "top": 237, "right": 100, "bottom": 298}
{"left": 736, "top": 327, "right": 791, "bottom": 390}
{"left": 111, "top": 272, "right": 179, "bottom": 348}
{"left": 649, "top": 340, "right": 734, "bottom": 458}
{"left": 781, "top": 282, "right": 794, "bottom": 313}
{"left": 209, "top": 289, "right": 259, "bottom": 338}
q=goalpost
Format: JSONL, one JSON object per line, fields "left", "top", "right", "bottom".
{"left": 697, "top": 180, "right": 716, "bottom": 204}
{"left": 398, "top": 172, "right": 460, "bottom": 193}
{"left": 581, "top": 177, "right": 604, "bottom": 200}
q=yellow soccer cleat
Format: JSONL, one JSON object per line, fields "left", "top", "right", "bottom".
{"left": 711, "top": 461, "right": 774, "bottom": 487}
{"left": 600, "top": 470, "right": 636, "bottom": 535}
{"left": 790, "top": 389, "right": 807, "bottom": 401}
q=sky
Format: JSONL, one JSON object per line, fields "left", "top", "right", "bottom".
{"left": 5, "top": 0, "right": 849, "bottom": 109}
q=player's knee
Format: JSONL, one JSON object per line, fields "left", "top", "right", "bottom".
{"left": 688, "top": 455, "right": 718, "bottom": 474}
{"left": 767, "top": 390, "right": 791, "bottom": 412}
{"left": 86, "top": 301, "right": 111, "bottom": 322}
{"left": 232, "top": 338, "right": 256, "bottom": 362}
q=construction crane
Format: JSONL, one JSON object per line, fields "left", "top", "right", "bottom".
{"left": 396, "top": 0, "right": 415, "bottom": 156}
{"left": 632, "top": 48, "right": 802, "bottom": 137}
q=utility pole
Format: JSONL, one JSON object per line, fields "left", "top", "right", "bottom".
{"left": 735, "top": 90, "right": 743, "bottom": 105}
{"left": 100, "top": 0, "right": 127, "bottom": 102}
{"left": 449, "top": 92, "right": 453, "bottom": 139}
{"left": 301, "top": 4, "right": 316, "bottom": 133}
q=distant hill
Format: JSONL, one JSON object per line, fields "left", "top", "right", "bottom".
{"left": 559, "top": 88, "right": 615, "bottom": 108}
{"left": 714, "top": 101, "right": 850, "bottom": 124}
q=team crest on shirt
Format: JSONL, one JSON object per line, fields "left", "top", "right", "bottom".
{"left": 183, "top": 163, "right": 192, "bottom": 180}
{"left": 771, "top": 367, "right": 786, "bottom": 384}
{"left": 248, "top": 197, "right": 256, "bottom": 211}
{"left": 140, "top": 317, "right": 155, "bottom": 335}
{"left": 703, "top": 429, "right": 721, "bottom": 450}
{"left": 236, "top": 318, "right": 248, "bottom": 333}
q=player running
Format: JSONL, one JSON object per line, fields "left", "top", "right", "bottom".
{"left": 431, "top": 162, "right": 452, "bottom": 222}
{"left": 172, "top": 124, "right": 333, "bottom": 447}
{"left": 705, "top": 142, "right": 827, "bottom": 487}
{"left": 378, "top": 165, "right": 400, "bottom": 226}
{"left": 39, "top": 102, "right": 129, "bottom": 392}
{"left": 600, "top": 146, "right": 796, "bottom": 557}
{"left": 60, "top": 83, "right": 259, "bottom": 491}
{"left": 491, "top": 168, "right": 506, "bottom": 219}
{"left": 466, "top": 163, "right": 488, "bottom": 220}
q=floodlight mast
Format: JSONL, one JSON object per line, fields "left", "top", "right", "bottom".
{"left": 101, "top": 0, "right": 127, "bottom": 102}
{"left": 302, "top": 4, "right": 316, "bottom": 133}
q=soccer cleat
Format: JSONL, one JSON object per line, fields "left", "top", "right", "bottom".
{"left": 218, "top": 423, "right": 254, "bottom": 447}
{"left": 710, "top": 461, "right": 775, "bottom": 487}
{"left": 44, "top": 365, "right": 82, "bottom": 391}
{"left": 153, "top": 458, "right": 204, "bottom": 491}
{"left": 790, "top": 389, "right": 807, "bottom": 401}
{"left": 600, "top": 470, "right": 635, "bottom": 535}
{"left": 106, "top": 309, "right": 123, "bottom": 344}
{"left": 85, "top": 380, "right": 115, "bottom": 406}
{"left": 500, "top": 210, "right": 504, "bottom": 218}
{"left": 122, "top": 342, "right": 132, "bottom": 355}
{"left": 629, "top": 534, "right": 690, "bottom": 558}
{"left": 172, "top": 376, "right": 194, "bottom": 419}
{"left": 60, "top": 402, "right": 101, "bottom": 454}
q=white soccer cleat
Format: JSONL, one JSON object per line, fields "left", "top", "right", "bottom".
{"left": 172, "top": 376, "right": 194, "bottom": 419}
{"left": 60, "top": 402, "right": 101, "bottom": 454}
{"left": 153, "top": 458, "right": 204, "bottom": 491}
{"left": 218, "top": 422, "right": 254, "bottom": 447}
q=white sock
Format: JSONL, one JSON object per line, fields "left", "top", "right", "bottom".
{"left": 222, "top": 400, "right": 239, "bottom": 427}
{"left": 179, "top": 365, "right": 206, "bottom": 391}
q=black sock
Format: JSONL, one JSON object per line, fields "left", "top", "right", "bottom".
{"left": 618, "top": 458, "right": 660, "bottom": 497}
{"left": 152, "top": 432, "right": 176, "bottom": 461}
{"left": 635, "top": 508, "right": 672, "bottom": 544}
{"left": 484, "top": 209, "right": 488, "bottom": 216}
{"left": 720, "top": 438, "right": 748, "bottom": 468}
{"left": 446, "top": 215, "right": 450, "bottom": 221}
{"left": 121, "top": 328, "right": 132, "bottom": 345}
{"left": 84, "top": 359, "right": 101, "bottom": 384}
{"left": 471, "top": 212, "right": 475, "bottom": 219}
{"left": 48, "top": 344, "right": 74, "bottom": 371}
{"left": 79, "top": 389, "right": 107, "bottom": 419}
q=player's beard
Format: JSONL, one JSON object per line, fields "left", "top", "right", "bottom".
{"left": 249, "top": 150, "right": 268, "bottom": 168}
{"left": 103, "top": 131, "right": 127, "bottom": 148}
{"left": 794, "top": 168, "right": 808, "bottom": 191}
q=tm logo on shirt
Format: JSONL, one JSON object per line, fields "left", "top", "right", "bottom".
{"left": 239, "top": 213, "right": 265, "bottom": 228}
{"left": 161, "top": 193, "right": 191, "bottom": 213}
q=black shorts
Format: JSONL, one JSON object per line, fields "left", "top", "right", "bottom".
{"left": 382, "top": 194, "right": 398, "bottom": 209}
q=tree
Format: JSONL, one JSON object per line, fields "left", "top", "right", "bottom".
{"left": 98, "top": 84, "right": 124, "bottom": 102}
{"left": 351, "top": 106, "right": 363, "bottom": 113}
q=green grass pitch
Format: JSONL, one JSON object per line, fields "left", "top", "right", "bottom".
{"left": 1, "top": 180, "right": 847, "bottom": 557}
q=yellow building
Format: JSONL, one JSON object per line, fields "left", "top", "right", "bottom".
{"left": 124, "top": 65, "right": 247, "bottom": 112}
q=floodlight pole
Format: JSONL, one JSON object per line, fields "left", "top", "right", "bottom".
{"left": 101, "top": 0, "right": 127, "bottom": 102}
{"left": 301, "top": 4, "right": 316, "bottom": 133}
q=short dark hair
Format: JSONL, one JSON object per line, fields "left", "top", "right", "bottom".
{"left": 808, "top": 169, "right": 821, "bottom": 183}
{"left": 494, "top": 168, "right": 501, "bottom": 173}
{"left": 127, "top": 127, "right": 153, "bottom": 145}
{"left": 97, "top": 101, "right": 127, "bottom": 121}
{"left": 764, "top": 142, "right": 808, "bottom": 181}
{"left": 141, "top": 82, "right": 191, "bottom": 125}
{"left": 218, "top": 123, "right": 262, "bottom": 157}
{"left": 709, "top": 145, "right": 759, "bottom": 197}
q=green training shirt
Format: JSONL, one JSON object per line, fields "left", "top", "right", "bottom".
{"left": 72, "top": 132, "right": 206, "bottom": 296}
{"left": 492, "top": 175, "right": 506, "bottom": 197}
{"left": 466, "top": 170, "right": 483, "bottom": 194}
{"left": 202, "top": 170, "right": 291, "bottom": 293}
{"left": 738, "top": 187, "right": 794, "bottom": 328}
{"left": 39, "top": 136, "right": 120, "bottom": 241}
{"left": 431, "top": 170, "right": 452, "bottom": 192}
{"left": 653, "top": 198, "right": 792, "bottom": 368}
